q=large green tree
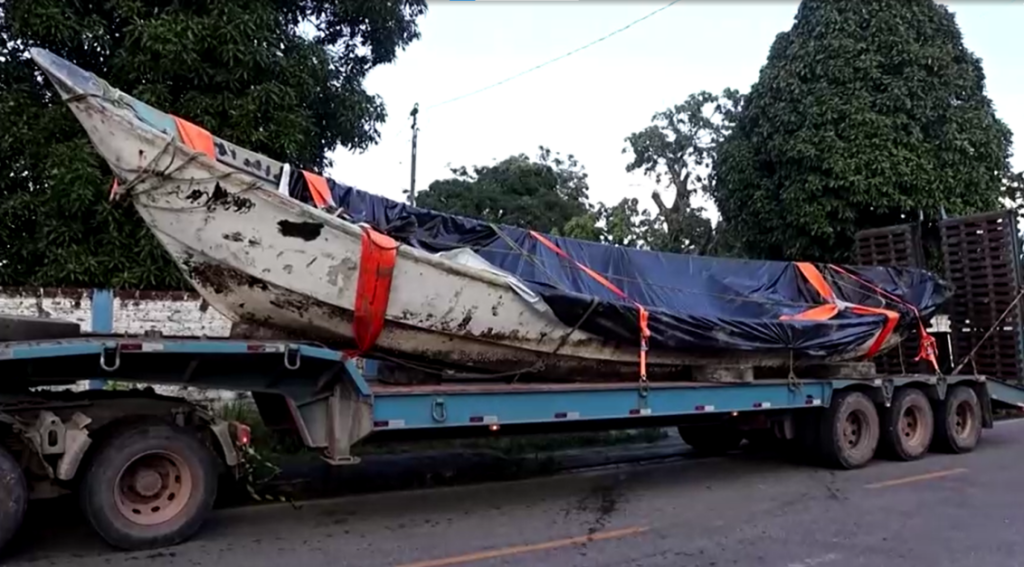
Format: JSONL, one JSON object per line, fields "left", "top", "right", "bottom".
{"left": 623, "top": 89, "right": 742, "bottom": 255}
{"left": 418, "top": 147, "right": 592, "bottom": 234}
{"left": 0, "top": 0, "right": 426, "bottom": 288}
{"left": 712, "top": 0, "right": 1014, "bottom": 261}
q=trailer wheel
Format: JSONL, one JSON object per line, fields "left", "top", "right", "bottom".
{"left": 819, "top": 390, "right": 879, "bottom": 469}
{"left": 933, "top": 385, "right": 982, "bottom": 454}
{"left": 0, "top": 445, "right": 27, "bottom": 553}
{"left": 880, "top": 387, "right": 934, "bottom": 461}
{"left": 678, "top": 425, "right": 743, "bottom": 455}
{"left": 79, "top": 422, "right": 218, "bottom": 550}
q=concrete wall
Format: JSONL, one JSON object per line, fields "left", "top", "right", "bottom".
{"left": 0, "top": 288, "right": 232, "bottom": 337}
{"left": 0, "top": 288, "right": 237, "bottom": 405}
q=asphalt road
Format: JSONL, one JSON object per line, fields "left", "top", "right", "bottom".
{"left": 9, "top": 419, "right": 1024, "bottom": 567}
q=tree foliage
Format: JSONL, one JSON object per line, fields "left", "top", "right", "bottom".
{"left": 712, "top": 0, "right": 1014, "bottom": 261}
{"left": 0, "top": 0, "right": 427, "bottom": 288}
{"left": 560, "top": 197, "right": 653, "bottom": 248}
{"left": 623, "top": 89, "right": 741, "bottom": 255}
{"left": 418, "top": 147, "right": 592, "bottom": 234}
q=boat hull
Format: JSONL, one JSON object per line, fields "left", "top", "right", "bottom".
{"left": 31, "top": 49, "right": 900, "bottom": 381}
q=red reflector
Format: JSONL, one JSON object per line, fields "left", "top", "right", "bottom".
{"left": 120, "top": 343, "right": 142, "bottom": 351}
{"left": 373, "top": 420, "right": 389, "bottom": 428}
{"left": 753, "top": 402, "right": 764, "bottom": 408}
{"left": 247, "top": 344, "right": 267, "bottom": 352}
{"left": 232, "top": 422, "right": 252, "bottom": 446}
{"left": 629, "top": 409, "right": 641, "bottom": 415}
{"left": 695, "top": 405, "right": 707, "bottom": 411}
{"left": 555, "top": 412, "right": 568, "bottom": 419}
{"left": 469, "top": 416, "right": 484, "bottom": 423}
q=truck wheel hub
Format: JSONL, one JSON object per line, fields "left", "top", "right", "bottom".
{"left": 115, "top": 451, "right": 193, "bottom": 526}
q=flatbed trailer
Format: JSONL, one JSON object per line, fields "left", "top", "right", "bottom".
{"left": 1, "top": 335, "right": 1023, "bottom": 553}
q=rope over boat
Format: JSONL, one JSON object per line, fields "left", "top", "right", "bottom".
{"left": 30, "top": 48, "right": 951, "bottom": 383}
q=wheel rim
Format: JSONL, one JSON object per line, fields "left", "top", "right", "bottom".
{"left": 843, "top": 410, "right": 866, "bottom": 449}
{"left": 953, "top": 400, "right": 975, "bottom": 439}
{"left": 899, "top": 404, "right": 925, "bottom": 446}
{"left": 114, "top": 451, "right": 193, "bottom": 526}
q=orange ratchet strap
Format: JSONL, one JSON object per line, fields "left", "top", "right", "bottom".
{"left": 828, "top": 264, "right": 939, "bottom": 371}
{"left": 350, "top": 227, "right": 400, "bottom": 355}
{"left": 783, "top": 262, "right": 933, "bottom": 369}
{"left": 528, "top": 230, "right": 652, "bottom": 379}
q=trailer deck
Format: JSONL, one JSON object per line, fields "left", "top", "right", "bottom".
{"left": 0, "top": 333, "right": 1023, "bottom": 551}
{"left": 4, "top": 335, "right": 1024, "bottom": 455}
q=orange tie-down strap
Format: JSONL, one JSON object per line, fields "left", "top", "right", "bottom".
{"left": 350, "top": 227, "right": 400, "bottom": 354}
{"left": 301, "top": 170, "right": 335, "bottom": 210}
{"left": 172, "top": 116, "right": 216, "bottom": 159}
{"left": 109, "top": 116, "right": 215, "bottom": 199}
{"left": 171, "top": 115, "right": 336, "bottom": 213}
{"left": 827, "top": 264, "right": 939, "bottom": 370}
{"left": 782, "top": 262, "right": 925, "bottom": 364}
{"left": 528, "top": 231, "right": 652, "bottom": 375}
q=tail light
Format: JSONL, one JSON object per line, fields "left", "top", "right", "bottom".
{"left": 230, "top": 422, "right": 252, "bottom": 446}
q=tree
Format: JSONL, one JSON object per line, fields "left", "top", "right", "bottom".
{"left": 0, "top": 0, "right": 427, "bottom": 288}
{"left": 560, "top": 197, "right": 652, "bottom": 248}
{"left": 1005, "top": 170, "right": 1024, "bottom": 212}
{"left": 623, "top": 89, "right": 742, "bottom": 255}
{"left": 418, "top": 147, "right": 592, "bottom": 234}
{"left": 712, "top": 0, "right": 1014, "bottom": 262}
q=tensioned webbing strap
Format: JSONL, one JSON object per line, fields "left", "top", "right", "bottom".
{"left": 528, "top": 230, "right": 651, "bottom": 378}
{"left": 783, "top": 262, "right": 923, "bottom": 366}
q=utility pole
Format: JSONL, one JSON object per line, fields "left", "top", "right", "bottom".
{"left": 409, "top": 103, "right": 419, "bottom": 206}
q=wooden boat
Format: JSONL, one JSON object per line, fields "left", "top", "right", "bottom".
{"left": 31, "top": 49, "right": 949, "bottom": 383}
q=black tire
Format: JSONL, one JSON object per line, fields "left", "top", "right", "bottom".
{"left": 933, "top": 385, "right": 982, "bottom": 454}
{"left": 819, "top": 390, "right": 880, "bottom": 470}
{"left": 678, "top": 425, "right": 743, "bottom": 455}
{"left": 0, "top": 445, "right": 27, "bottom": 553}
{"left": 79, "top": 422, "right": 218, "bottom": 551}
{"left": 880, "top": 387, "right": 934, "bottom": 461}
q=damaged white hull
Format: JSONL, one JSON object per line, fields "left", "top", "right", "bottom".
{"left": 31, "top": 49, "right": 890, "bottom": 382}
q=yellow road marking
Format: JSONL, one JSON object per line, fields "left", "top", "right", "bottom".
{"left": 865, "top": 467, "right": 968, "bottom": 489}
{"left": 393, "top": 525, "right": 649, "bottom": 567}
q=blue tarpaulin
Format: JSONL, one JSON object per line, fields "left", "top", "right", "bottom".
{"left": 286, "top": 173, "right": 951, "bottom": 361}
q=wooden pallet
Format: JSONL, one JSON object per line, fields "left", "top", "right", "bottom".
{"left": 853, "top": 223, "right": 929, "bottom": 374}
{"left": 939, "top": 210, "right": 1024, "bottom": 382}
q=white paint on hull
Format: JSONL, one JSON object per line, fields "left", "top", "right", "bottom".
{"left": 54, "top": 86, "right": 893, "bottom": 380}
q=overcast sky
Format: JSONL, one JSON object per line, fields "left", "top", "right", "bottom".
{"left": 327, "top": 1, "right": 1024, "bottom": 219}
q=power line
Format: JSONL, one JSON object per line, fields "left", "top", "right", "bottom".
{"left": 423, "top": 0, "right": 682, "bottom": 112}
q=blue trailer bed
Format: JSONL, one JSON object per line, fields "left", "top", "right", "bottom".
{"left": 0, "top": 333, "right": 1022, "bottom": 552}
{"left": 3, "top": 335, "right": 1022, "bottom": 464}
